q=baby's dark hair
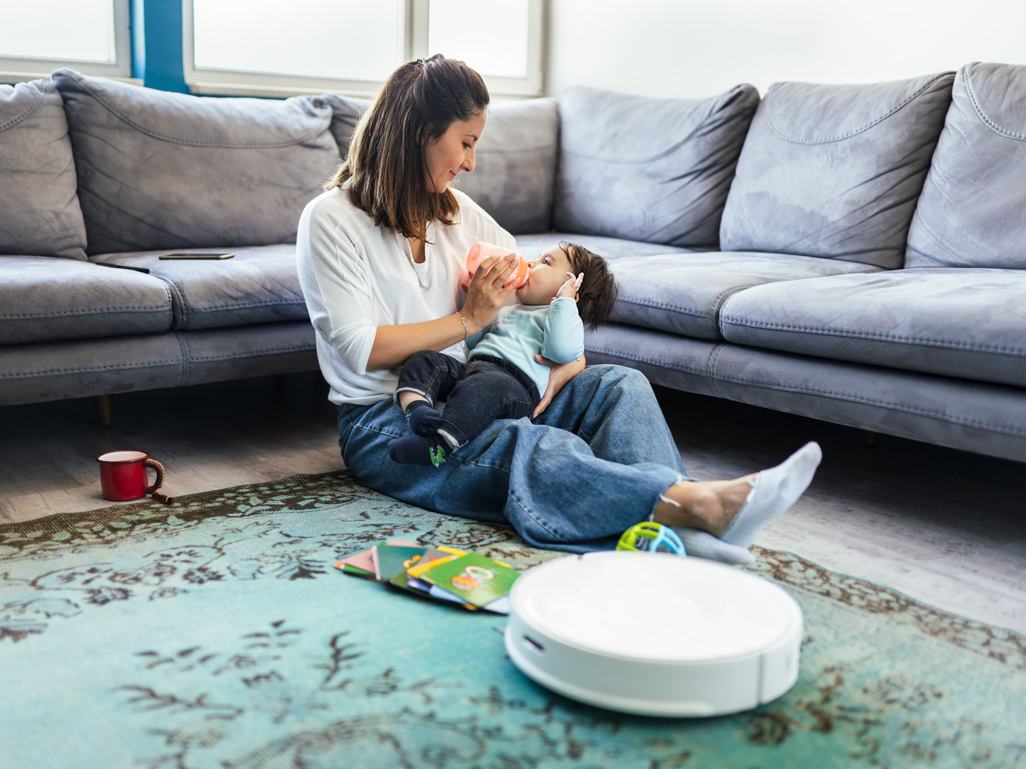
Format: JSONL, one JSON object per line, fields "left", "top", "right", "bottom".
{"left": 561, "top": 241, "right": 619, "bottom": 330}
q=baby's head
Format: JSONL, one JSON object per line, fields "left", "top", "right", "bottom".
{"left": 516, "top": 241, "right": 619, "bottom": 329}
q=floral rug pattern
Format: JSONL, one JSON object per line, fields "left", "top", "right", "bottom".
{"left": 1, "top": 471, "right": 1023, "bottom": 768}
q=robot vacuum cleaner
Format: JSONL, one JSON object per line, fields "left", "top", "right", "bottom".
{"left": 505, "top": 551, "right": 803, "bottom": 717}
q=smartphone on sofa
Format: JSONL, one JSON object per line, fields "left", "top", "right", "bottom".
{"left": 159, "top": 253, "right": 235, "bottom": 260}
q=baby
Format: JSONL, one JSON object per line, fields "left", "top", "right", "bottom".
{"left": 388, "top": 241, "right": 619, "bottom": 466}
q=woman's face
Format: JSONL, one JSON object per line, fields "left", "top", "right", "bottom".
{"left": 423, "top": 111, "right": 487, "bottom": 194}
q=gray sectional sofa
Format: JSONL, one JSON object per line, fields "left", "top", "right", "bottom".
{"left": 2, "top": 63, "right": 1024, "bottom": 463}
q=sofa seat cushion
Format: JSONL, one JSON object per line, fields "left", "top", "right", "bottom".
{"left": 52, "top": 69, "right": 341, "bottom": 255}
{"left": 90, "top": 245, "right": 306, "bottom": 332}
{"left": 603, "top": 251, "right": 880, "bottom": 340}
{"left": 720, "top": 73, "right": 954, "bottom": 269}
{"left": 0, "top": 80, "right": 88, "bottom": 260}
{"left": 907, "top": 63, "right": 1026, "bottom": 269}
{"left": 0, "top": 256, "right": 172, "bottom": 345}
{"left": 514, "top": 233, "right": 698, "bottom": 261}
{"left": 326, "top": 95, "right": 559, "bottom": 235}
{"left": 719, "top": 269, "right": 1026, "bottom": 387}
{"left": 554, "top": 85, "right": 759, "bottom": 249}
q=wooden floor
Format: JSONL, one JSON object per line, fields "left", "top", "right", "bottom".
{"left": 2, "top": 371, "right": 1024, "bottom": 634}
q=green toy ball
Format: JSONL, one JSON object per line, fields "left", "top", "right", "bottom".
{"left": 616, "top": 522, "right": 686, "bottom": 556}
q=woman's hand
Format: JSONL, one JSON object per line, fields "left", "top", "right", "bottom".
{"left": 532, "top": 353, "right": 586, "bottom": 418}
{"left": 461, "top": 253, "right": 519, "bottom": 333}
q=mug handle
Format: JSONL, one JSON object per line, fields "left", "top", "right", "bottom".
{"left": 143, "top": 458, "right": 174, "bottom": 504}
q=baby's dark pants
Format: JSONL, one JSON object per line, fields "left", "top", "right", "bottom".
{"left": 395, "top": 351, "right": 540, "bottom": 448}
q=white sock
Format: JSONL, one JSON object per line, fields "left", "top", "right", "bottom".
{"left": 719, "top": 441, "right": 822, "bottom": 549}
{"left": 670, "top": 527, "right": 755, "bottom": 565}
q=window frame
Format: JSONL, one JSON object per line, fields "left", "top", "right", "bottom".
{"left": 0, "top": 0, "right": 135, "bottom": 84}
{"left": 182, "top": 0, "right": 544, "bottom": 98}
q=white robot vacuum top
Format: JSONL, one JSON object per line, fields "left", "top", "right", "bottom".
{"left": 504, "top": 551, "right": 803, "bottom": 717}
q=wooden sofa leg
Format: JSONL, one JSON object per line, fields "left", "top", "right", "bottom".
{"left": 94, "top": 394, "right": 113, "bottom": 427}
{"left": 863, "top": 430, "right": 878, "bottom": 447}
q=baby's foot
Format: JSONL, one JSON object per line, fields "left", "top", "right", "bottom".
{"left": 387, "top": 434, "right": 448, "bottom": 467}
{"left": 406, "top": 400, "right": 443, "bottom": 437}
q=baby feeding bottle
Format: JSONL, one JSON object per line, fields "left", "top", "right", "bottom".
{"left": 466, "top": 242, "right": 528, "bottom": 289}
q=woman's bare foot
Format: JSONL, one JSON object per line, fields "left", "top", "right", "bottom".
{"left": 652, "top": 476, "right": 756, "bottom": 536}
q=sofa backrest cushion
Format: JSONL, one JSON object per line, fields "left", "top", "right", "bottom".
{"left": 52, "top": 69, "right": 341, "bottom": 254}
{"left": 457, "top": 98, "right": 558, "bottom": 235}
{"left": 0, "top": 80, "right": 88, "bottom": 260}
{"left": 323, "top": 94, "right": 558, "bottom": 235}
{"left": 322, "top": 93, "right": 366, "bottom": 156}
{"left": 719, "top": 73, "right": 954, "bottom": 269}
{"left": 906, "top": 63, "right": 1026, "bottom": 269}
{"left": 553, "top": 85, "right": 759, "bottom": 249}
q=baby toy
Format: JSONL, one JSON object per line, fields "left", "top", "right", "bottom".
{"left": 466, "top": 242, "right": 528, "bottom": 289}
{"left": 616, "top": 522, "right": 687, "bottom": 556}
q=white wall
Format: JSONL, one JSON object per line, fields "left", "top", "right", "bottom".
{"left": 545, "top": 0, "right": 1026, "bottom": 100}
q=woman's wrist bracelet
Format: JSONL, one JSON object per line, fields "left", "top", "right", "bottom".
{"left": 456, "top": 310, "right": 469, "bottom": 341}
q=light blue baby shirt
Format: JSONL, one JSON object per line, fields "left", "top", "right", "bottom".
{"left": 466, "top": 298, "right": 584, "bottom": 396}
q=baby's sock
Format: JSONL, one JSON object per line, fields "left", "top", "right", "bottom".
{"left": 719, "top": 441, "right": 822, "bottom": 549}
{"left": 387, "top": 433, "right": 448, "bottom": 467}
{"left": 405, "top": 400, "right": 443, "bottom": 437}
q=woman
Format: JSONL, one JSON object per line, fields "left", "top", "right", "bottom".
{"left": 297, "top": 55, "right": 820, "bottom": 563}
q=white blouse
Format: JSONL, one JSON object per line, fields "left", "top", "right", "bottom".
{"left": 296, "top": 187, "right": 517, "bottom": 405}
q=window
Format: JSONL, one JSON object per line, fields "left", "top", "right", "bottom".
{"left": 0, "top": 0, "right": 132, "bottom": 83}
{"left": 428, "top": 0, "right": 542, "bottom": 96}
{"left": 183, "top": 0, "right": 543, "bottom": 97}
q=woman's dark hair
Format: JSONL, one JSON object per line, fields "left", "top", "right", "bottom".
{"left": 561, "top": 241, "right": 620, "bottom": 330}
{"left": 325, "top": 55, "right": 489, "bottom": 242}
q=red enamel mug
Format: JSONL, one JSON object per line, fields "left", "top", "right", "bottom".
{"left": 96, "top": 450, "right": 173, "bottom": 503}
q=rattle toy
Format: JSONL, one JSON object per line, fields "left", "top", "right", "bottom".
{"left": 616, "top": 522, "right": 686, "bottom": 556}
{"left": 466, "top": 242, "right": 528, "bottom": 289}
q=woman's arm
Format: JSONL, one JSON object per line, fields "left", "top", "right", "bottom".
{"left": 365, "top": 253, "right": 520, "bottom": 371}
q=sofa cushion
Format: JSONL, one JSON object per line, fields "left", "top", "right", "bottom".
{"left": 90, "top": 245, "right": 306, "bottom": 331}
{"left": 52, "top": 69, "right": 341, "bottom": 255}
{"left": 906, "top": 63, "right": 1026, "bottom": 269}
{"left": 584, "top": 324, "right": 1026, "bottom": 463}
{"left": 0, "top": 256, "right": 172, "bottom": 345}
{"left": 514, "top": 233, "right": 697, "bottom": 261}
{"left": 605, "top": 251, "right": 879, "bottom": 340}
{"left": 719, "top": 73, "right": 954, "bottom": 269}
{"left": 553, "top": 85, "right": 759, "bottom": 249}
{"left": 0, "top": 80, "right": 88, "bottom": 261}
{"left": 325, "top": 95, "right": 559, "bottom": 235}
{"left": 322, "top": 93, "right": 366, "bottom": 155}
{"left": 718, "top": 269, "right": 1026, "bottom": 388}
{"left": 455, "top": 99, "right": 558, "bottom": 235}
{"left": 0, "top": 334, "right": 185, "bottom": 406}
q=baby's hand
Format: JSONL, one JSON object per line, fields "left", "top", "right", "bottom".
{"left": 555, "top": 272, "right": 584, "bottom": 301}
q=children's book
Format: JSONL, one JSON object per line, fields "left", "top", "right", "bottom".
{"left": 333, "top": 543, "right": 517, "bottom": 615}
{"left": 373, "top": 545, "right": 428, "bottom": 582}
{"left": 388, "top": 546, "right": 452, "bottom": 593}
{"left": 405, "top": 545, "right": 466, "bottom": 579}
{"left": 334, "top": 539, "right": 418, "bottom": 575}
{"left": 342, "top": 564, "right": 374, "bottom": 579}
{"left": 421, "top": 552, "right": 521, "bottom": 607}
{"left": 426, "top": 585, "right": 510, "bottom": 614}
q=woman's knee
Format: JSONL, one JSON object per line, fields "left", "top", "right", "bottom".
{"left": 339, "top": 403, "right": 404, "bottom": 468}
{"left": 587, "top": 363, "right": 653, "bottom": 396}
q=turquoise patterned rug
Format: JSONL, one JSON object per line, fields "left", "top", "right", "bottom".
{"left": 1, "top": 472, "right": 1023, "bottom": 768}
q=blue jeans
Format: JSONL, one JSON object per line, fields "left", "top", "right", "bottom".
{"left": 395, "top": 351, "right": 539, "bottom": 448}
{"left": 338, "top": 364, "right": 694, "bottom": 552}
